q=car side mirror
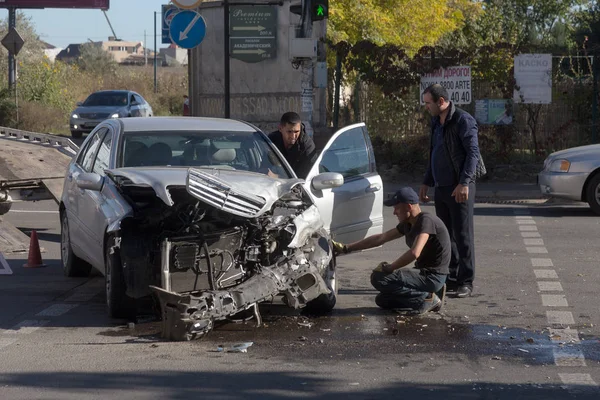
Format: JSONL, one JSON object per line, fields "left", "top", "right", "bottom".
{"left": 311, "top": 172, "right": 344, "bottom": 190}
{"left": 76, "top": 172, "right": 104, "bottom": 191}
{"left": 76, "top": 101, "right": 83, "bottom": 106}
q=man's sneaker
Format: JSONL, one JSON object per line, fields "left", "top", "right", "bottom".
{"left": 456, "top": 285, "right": 473, "bottom": 298}
{"left": 417, "top": 293, "right": 442, "bottom": 314}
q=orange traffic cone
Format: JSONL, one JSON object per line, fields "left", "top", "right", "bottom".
{"left": 23, "top": 230, "right": 46, "bottom": 268}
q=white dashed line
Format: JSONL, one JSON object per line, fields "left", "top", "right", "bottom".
{"left": 521, "top": 232, "right": 541, "bottom": 238}
{"left": 523, "top": 238, "right": 544, "bottom": 246}
{"left": 36, "top": 304, "right": 78, "bottom": 317}
{"left": 2, "top": 319, "right": 49, "bottom": 334}
{"left": 541, "top": 294, "right": 569, "bottom": 307}
{"left": 526, "top": 247, "right": 548, "bottom": 254}
{"left": 7, "top": 210, "right": 59, "bottom": 214}
{"left": 537, "top": 281, "right": 563, "bottom": 291}
{"left": 531, "top": 258, "right": 554, "bottom": 267}
{"left": 516, "top": 219, "right": 537, "bottom": 225}
{"left": 553, "top": 349, "right": 587, "bottom": 366}
{"left": 534, "top": 269, "right": 559, "bottom": 279}
{"left": 0, "top": 253, "right": 13, "bottom": 275}
{"left": 547, "top": 311, "right": 575, "bottom": 325}
{"left": 519, "top": 225, "right": 538, "bottom": 231}
{"left": 559, "top": 373, "right": 599, "bottom": 392}
{"left": 550, "top": 328, "right": 581, "bottom": 344}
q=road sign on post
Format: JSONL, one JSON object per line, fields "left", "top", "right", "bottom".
{"left": 169, "top": 10, "right": 207, "bottom": 49}
{"left": 162, "top": 4, "right": 179, "bottom": 44}
{"left": 229, "top": 5, "right": 277, "bottom": 63}
{"left": 1, "top": 27, "right": 24, "bottom": 56}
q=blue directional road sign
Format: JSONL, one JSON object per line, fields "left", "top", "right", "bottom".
{"left": 169, "top": 10, "right": 207, "bottom": 49}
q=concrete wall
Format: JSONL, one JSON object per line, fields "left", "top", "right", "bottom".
{"left": 189, "top": 0, "right": 325, "bottom": 133}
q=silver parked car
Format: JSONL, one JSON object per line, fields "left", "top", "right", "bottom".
{"left": 538, "top": 144, "right": 600, "bottom": 214}
{"left": 60, "top": 117, "right": 383, "bottom": 340}
{"left": 70, "top": 90, "right": 153, "bottom": 139}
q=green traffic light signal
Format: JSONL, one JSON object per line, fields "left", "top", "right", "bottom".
{"left": 312, "top": 1, "right": 328, "bottom": 20}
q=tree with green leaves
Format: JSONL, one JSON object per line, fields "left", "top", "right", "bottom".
{"left": 76, "top": 43, "right": 117, "bottom": 75}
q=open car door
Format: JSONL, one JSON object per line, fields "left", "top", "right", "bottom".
{"left": 303, "top": 123, "right": 384, "bottom": 244}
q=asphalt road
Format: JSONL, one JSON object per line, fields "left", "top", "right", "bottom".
{"left": 0, "top": 199, "right": 599, "bottom": 399}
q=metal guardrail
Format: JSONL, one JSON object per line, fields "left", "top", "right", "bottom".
{"left": 0, "top": 126, "right": 79, "bottom": 156}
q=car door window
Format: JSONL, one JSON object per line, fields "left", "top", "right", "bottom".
{"left": 92, "top": 130, "right": 113, "bottom": 175}
{"left": 130, "top": 94, "right": 137, "bottom": 105}
{"left": 319, "top": 127, "right": 370, "bottom": 179}
{"left": 79, "top": 128, "right": 107, "bottom": 172}
{"left": 134, "top": 94, "right": 144, "bottom": 105}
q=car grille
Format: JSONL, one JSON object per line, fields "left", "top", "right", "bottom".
{"left": 79, "top": 113, "right": 110, "bottom": 119}
{"left": 186, "top": 168, "right": 266, "bottom": 218}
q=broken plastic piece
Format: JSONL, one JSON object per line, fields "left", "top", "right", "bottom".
{"left": 228, "top": 342, "right": 254, "bottom": 353}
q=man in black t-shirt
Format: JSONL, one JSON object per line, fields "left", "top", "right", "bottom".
{"left": 268, "top": 112, "right": 318, "bottom": 178}
{"left": 332, "top": 187, "right": 451, "bottom": 314}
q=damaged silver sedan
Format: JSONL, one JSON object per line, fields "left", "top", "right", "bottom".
{"left": 60, "top": 117, "right": 383, "bottom": 340}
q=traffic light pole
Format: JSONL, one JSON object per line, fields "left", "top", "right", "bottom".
{"left": 300, "top": 0, "right": 314, "bottom": 137}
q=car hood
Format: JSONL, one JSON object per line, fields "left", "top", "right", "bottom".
{"left": 106, "top": 167, "right": 305, "bottom": 217}
{"left": 73, "top": 105, "right": 126, "bottom": 115}
{"left": 548, "top": 144, "right": 600, "bottom": 160}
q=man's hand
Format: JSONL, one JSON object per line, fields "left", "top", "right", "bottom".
{"left": 373, "top": 261, "right": 393, "bottom": 274}
{"left": 331, "top": 240, "right": 348, "bottom": 255}
{"left": 419, "top": 185, "right": 431, "bottom": 203}
{"left": 451, "top": 184, "right": 469, "bottom": 203}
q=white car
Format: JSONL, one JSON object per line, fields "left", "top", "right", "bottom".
{"left": 60, "top": 117, "right": 383, "bottom": 340}
{"left": 538, "top": 144, "right": 600, "bottom": 214}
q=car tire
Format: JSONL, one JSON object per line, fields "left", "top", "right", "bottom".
{"left": 586, "top": 172, "right": 600, "bottom": 215}
{"left": 61, "top": 212, "right": 91, "bottom": 277}
{"left": 70, "top": 130, "right": 82, "bottom": 139}
{"left": 105, "top": 236, "right": 135, "bottom": 320}
{"left": 305, "top": 258, "right": 337, "bottom": 314}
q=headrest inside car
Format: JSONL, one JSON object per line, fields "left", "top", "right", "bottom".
{"left": 211, "top": 148, "right": 236, "bottom": 163}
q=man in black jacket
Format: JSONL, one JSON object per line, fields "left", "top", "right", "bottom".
{"left": 268, "top": 112, "right": 318, "bottom": 178}
{"left": 419, "top": 84, "right": 483, "bottom": 298}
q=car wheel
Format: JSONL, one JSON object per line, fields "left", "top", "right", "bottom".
{"left": 105, "top": 236, "right": 135, "bottom": 319}
{"left": 61, "top": 212, "right": 91, "bottom": 277}
{"left": 70, "top": 130, "right": 82, "bottom": 139}
{"left": 305, "top": 258, "right": 337, "bottom": 314}
{"left": 586, "top": 172, "right": 600, "bottom": 215}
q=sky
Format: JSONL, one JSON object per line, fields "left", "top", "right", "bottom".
{"left": 0, "top": 0, "right": 170, "bottom": 49}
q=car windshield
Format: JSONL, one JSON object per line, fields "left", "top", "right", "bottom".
{"left": 83, "top": 92, "right": 128, "bottom": 107}
{"left": 119, "top": 130, "right": 293, "bottom": 179}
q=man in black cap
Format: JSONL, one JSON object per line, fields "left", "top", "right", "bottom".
{"left": 268, "top": 111, "right": 318, "bottom": 178}
{"left": 332, "top": 187, "right": 451, "bottom": 314}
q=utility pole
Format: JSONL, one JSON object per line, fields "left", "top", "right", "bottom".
{"left": 154, "top": 11, "right": 158, "bottom": 93}
{"left": 144, "top": 30, "right": 148, "bottom": 66}
{"left": 224, "top": 0, "right": 230, "bottom": 118}
{"left": 300, "top": 0, "right": 314, "bottom": 137}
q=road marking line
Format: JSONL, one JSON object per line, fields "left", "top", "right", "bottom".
{"left": 538, "top": 281, "right": 563, "bottom": 291}
{"left": 0, "top": 252, "right": 13, "bottom": 275}
{"left": 534, "top": 269, "right": 559, "bottom": 279}
{"left": 547, "top": 311, "right": 575, "bottom": 325}
{"left": 524, "top": 238, "right": 544, "bottom": 246}
{"left": 1, "top": 319, "right": 49, "bottom": 334}
{"left": 516, "top": 220, "right": 537, "bottom": 225}
{"left": 554, "top": 348, "right": 587, "bottom": 366}
{"left": 515, "top": 216, "right": 533, "bottom": 219}
{"left": 527, "top": 247, "right": 548, "bottom": 254}
{"left": 549, "top": 328, "right": 581, "bottom": 344}
{"left": 521, "top": 232, "right": 541, "bottom": 238}
{"left": 531, "top": 258, "right": 554, "bottom": 267}
{"left": 7, "top": 210, "right": 59, "bottom": 214}
{"left": 519, "top": 225, "right": 538, "bottom": 231}
{"left": 542, "top": 294, "right": 568, "bottom": 307}
{"left": 558, "top": 373, "right": 599, "bottom": 391}
{"left": 0, "top": 337, "right": 17, "bottom": 349}
{"left": 36, "top": 304, "right": 78, "bottom": 317}
{"left": 513, "top": 210, "right": 531, "bottom": 215}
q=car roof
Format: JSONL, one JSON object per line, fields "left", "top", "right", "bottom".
{"left": 91, "top": 90, "right": 135, "bottom": 95}
{"left": 119, "top": 117, "right": 258, "bottom": 133}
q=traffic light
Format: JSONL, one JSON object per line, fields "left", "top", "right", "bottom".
{"left": 312, "top": 0, "right": 328, "bottom": 21}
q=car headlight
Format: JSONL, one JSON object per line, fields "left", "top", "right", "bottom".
{"left": 72, "top": 114, "right": 79, "bottom": 119}
{"left": 549, "top": 159, "right": 570, "bottom": 173}
{"left": 110, "top": 113, "right": 119, "bottom": 118}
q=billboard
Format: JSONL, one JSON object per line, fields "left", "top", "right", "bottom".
{"left": 475, "top": 99, "right": 513, "bottom": 125}
{"left": 0, "top": 0, "right": 109, "bottom": 9}
{"left": 513, "top": 54, "right": 552, "bottom": 104}
{"left": 420, "top": 66, "right": 472, "bottom": 105}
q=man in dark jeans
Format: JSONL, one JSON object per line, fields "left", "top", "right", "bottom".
{"left": 268, "top": 111, "right": 318, "bottom": 178}
{"left": 419, "top": 83, "right": 484, "bottom": 298}
{"left": 332, "top": 187, "right": 450, "bottom": 314}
